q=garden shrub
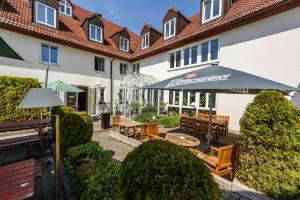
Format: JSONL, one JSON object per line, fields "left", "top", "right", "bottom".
{"left": 134, "top": 112, "right": 158, "bottom": 123}
{"left": 119, "top": 140, "right": 220, "bottom": 200}
{"left": 236, "top": 90, "right": 300, "bottom": 199}
{"left": 61, "top": 111, "right": 93, "bottom": 155}
{"left": 51, "top": 105, "right": 76, "bottom": 117}
{"left": 81, "top": 162, "right": 121, "bottom": 200}
{"left": 66, "top": 141, "right": 111, "bottom": 197}
{"left": 157, "top": 115, "right": 180, "bottom": 128}
{"left": 0, "top": 76, "right": 41, "bottom": 122}
{"left": 142, "top": 103, "right": 157, "bottom": 112}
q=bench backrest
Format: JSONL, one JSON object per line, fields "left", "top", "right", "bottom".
{"left": 0, "top": 119, "right": 49, "bottom": 132}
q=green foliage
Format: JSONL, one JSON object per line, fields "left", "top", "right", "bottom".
{"left": 236, "top": 90, "right": 300, "bottom": 199}
{"left": 119, "top": 140, "right": 221, "bottom": 200}
{"left": 131, "top": 101, "right": 141, "bottom": 110}
{"left": 51, "top": 105, "right": 76, "bottom": 117}
{"left": 134, "top": 112, "right": 158, "bottom": 123}
{"left": 142, "top": 103, "right": 157, "bottom": 112}
{"left": 61, "top": 111, "right": 93, "bottom": 155}
{"left": 66, "top": 142, "right": 111, "bottom": 197}
{"left": 157, "top": 115, "right": 180, "bottom": 128}
{"left": 81, "top": 162, "right": 121, "bottom": 200}
{"left": 0, "top": 76, "right": 41, "bottom": 122}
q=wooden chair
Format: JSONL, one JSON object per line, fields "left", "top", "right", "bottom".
{"left": 136, "top": 124, "right": 150, "bottom": 141}
{"left": 112, "top": 116, "right": 121, "bottom": 131}
{"left": 192, "top": 145, "right": 234, "bottom": 180}
{"left": 180, "top": 114, "right": 187, "bottom": 130}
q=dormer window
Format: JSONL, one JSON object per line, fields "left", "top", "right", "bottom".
{"left": 164, "top": 18, "right": 176, "bottom": 39}
{"left": 141, "top": 32, "right": 150, "bottom": 49}
{"left": 89, "top": 24, "right": 103, "bottom": 43}
{"left": 202, "top": 0, "right": 222, "bottom": 23}
{"left": 35, "top": 1, "right": 56, "bottom": 28}
{"left": 59, "top": 0, "right": 72, "bottom": 17}
{"left": 119, "top": 36, "right": 129, "bottom": 52}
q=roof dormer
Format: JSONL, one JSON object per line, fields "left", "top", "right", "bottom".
{"left": 111, "top": 27, "right": 130, "bottom": 53}
{"left": 163, "top": 7, "right": 189, "bottom": 40}
{"left": 140, "top": 23, "right": 162, "bottom": 50}
{"left": 81, "top": 13, "right": 104, "bottom": 44}
{"left": 200, "top": 0, "right": 233, "bottom": 25}
{"left": 59, "top": 0, "right": 74, "bottom": 17}
{"left": 33, "top": 0, "right": 59, "bottom": 29}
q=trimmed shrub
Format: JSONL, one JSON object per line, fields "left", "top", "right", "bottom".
{"left": 66, "top": 141, "right": 111, "bottom": 197}
{"left": 119, "top": 140, "right": 221, "bottom": 200}
{"left": 157, "top": 115, "right": 180, "bottom": 128}
{"left": 61, "top": 111, "right": 93, "bottom": 155}
{"left": 51, "top": 105, "right": 76, "bottom": 117}
{"left": 236, "top": 90, "right": 300, "bottom": 199}
{"left": 0, "top": 76, "right": 41, "bottom": 122}
{"left": 81, "top": 162, "right": 121, "bottom": 200}
{"left": 134, "top": 112, "right": 158, "bottom": 123}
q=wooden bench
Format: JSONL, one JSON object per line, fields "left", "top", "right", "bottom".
{"left": 0, "top": 119, "right": 49, "bottom": 133}
{"left": 0, "top": 159, "right": 41, "bottom": 199}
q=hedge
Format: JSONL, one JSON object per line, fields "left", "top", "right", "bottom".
{"left": 61, "top": 111, "right": 93, "bottom": 155}
{"left": 119, "top": 140, "right": 221, "bottom": 200}
{"left": 0, "top": 76, "right": 41, "bottom": 122}
{"left": 236, "top": 90, "right": 300, "bottom": 199}
{"left": 66, "top": 141, "right": 111, "bottom": 198}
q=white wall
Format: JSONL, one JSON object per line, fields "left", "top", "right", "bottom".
{"left": 138, "top": 7, "right": 300, "bottom": 132}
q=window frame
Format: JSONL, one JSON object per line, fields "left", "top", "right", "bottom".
{"left": 119, "top": 36, "right": 129, "bottom": 52}
{"left": 59, "top": 0, "right": 72, "bottom": 17}
{"left": 141, "top": 32, "right": 150, "bottom": 49}
{"left": 41, "top": 44, "right": 58, "bottom": 65}
{"left": 133, "top": 63, "right": 140, "bottom": 74}
{"left": 202, "top": 0, "right": 222, "bottom": 24}
{"left": 94, "top": 56, "right": 105, "bottom": 72}
{"left": 120, "top": 63, "right": 128, "bottom": 75}
{"left": 89, "top": 24, "right": 103, "bottom": 43}
{"left": 35, "top": 1, "right": 57, "bottom": 28}
{"left": 164, "top": 18, "right": 176, "bottom": 40}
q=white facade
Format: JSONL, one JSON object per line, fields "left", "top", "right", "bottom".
{"left": 138, "top": 7, "right": 300, "bottom": 131}
{"left": 0, "top": 28, "right": 132, "bottom": 116}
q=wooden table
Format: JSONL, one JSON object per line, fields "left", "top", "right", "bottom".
{"left": 119, "top": 121, "right": 143, "bottom": 138}
{"left": 166, "top": 133, "right": 200, "bottom": 148}
{"left": 0, "top": 159, "right": 38, "bottom": 200}
{"left": 0, "top": 129, "right": 39, "bottom": 158}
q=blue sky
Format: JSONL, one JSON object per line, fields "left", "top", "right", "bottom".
{"left": 73, "top": 0, "right": 199, "bottom": 34}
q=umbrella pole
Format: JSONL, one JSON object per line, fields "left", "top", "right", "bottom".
{"left": 206, "top": 90, "right": 213, "bottom": 149}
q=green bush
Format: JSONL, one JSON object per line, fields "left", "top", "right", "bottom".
{"left": 142, "top": 104, "right": 157, "bottom": 112}
{"left": 119, "top": 140, "right": 220, "bottom": 200}
{"left": 134, "top": 112, "right": 158, "bottom": 123}
{"left": 236, "top": 90, "right": 300, "bottom": 199}
{"left": 66, "top": 142, "right": 111, "bottom": 197}
{"left": 61, "top": 111, "right": 93, "bottom": 155}
{"left": 0, "top": 76, "right": 41, "bottom": 122}
{"left": 51, "top": 105, "right": 76, "bottom": 117}
{"left": 81, "top": 162, "right": 121, "bottom": 200}
{"left": 157, "top": 115, "right": 180, "bottom": 128}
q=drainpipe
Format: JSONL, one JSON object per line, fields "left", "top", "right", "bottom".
{"left": 110, "top": 58, "right": 115, "bottom": 114}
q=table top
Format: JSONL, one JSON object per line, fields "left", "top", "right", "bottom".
{"left": 0, "top": 129, "right": 39, "bottom": 148}
{"left": 166, "top": 133, "right": 200, "bottom": 147}
{"left": 119, "top": 121, "right": 143, "bottom": 128}
{"left": 0, "top": 159, "right": 35, "bottom": 199}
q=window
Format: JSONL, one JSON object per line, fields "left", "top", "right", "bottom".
{"left": 202, "top": 0, "right": 222, "bottom": 23}
{"left": 210, "top": 39, "right": 219, "bottom": 60}
{"left": 41, "top": 44, "right": 58, "bottom": 64}
{"left": 99, "top": 88, "right": 105, "bottom": 102}
{"left": 184, "top": 48, "right": 190, "bottom": 66}
{"left": 164, "top": 18, "right": 176, "bottom": 39}
{"left": 120, "top": 63, "right": 128, "bottom": 75}
{"left": 170, "top": 52, "right": 175, "bottom": 68}
{"left": 35, "top": 1, "right": 56, "bottom": 28}
{"left": 183, "top": 91, "right": 188, "bottom": 106}
{"left": 175, "top": 91, "right": 179, "bottom": 105}
{"left": 59, "top": 0, "right": 72, "bottom": 17}
{"left": 119, "top": 37, "right": 129, "bottom": 52}
{"left": 199, "top": 92, "right": 216, "bottom": 108}
{"left": 133, "top": 63, "right": 140, "bottom": 73}
{"left": 201, "top": 42, "right": 209, "bottom": 62}
{"left": 89, "top": 24, "right": 103, "bottom": 43}
{"left": 191, "top": 46, "right": 198, "bottom": 64}
{"left": 95, "top": 57, "right": 105, "bottom": 72}
{"left": 189, "top": 92, "right": 196, "bottom": 106}
{"left": 141, "top": 32, "right": 150, "bottom": 49}
{"left": 175, "top": 51, "right": 181, "bottom": 67}
{"left": 169, "top": 90, "right": 174, "bottom": 105}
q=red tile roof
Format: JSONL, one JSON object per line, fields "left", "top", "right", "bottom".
{"left": 0, "top": 0, "right": 299, "bottom": 62}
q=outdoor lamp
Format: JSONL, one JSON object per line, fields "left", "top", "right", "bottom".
{"left": 19, "top": 88, "right": 64, "bottom": 200}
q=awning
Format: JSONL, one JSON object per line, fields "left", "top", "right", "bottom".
{"left": 0, "top": 37, "right": 23, "bottom": 60}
